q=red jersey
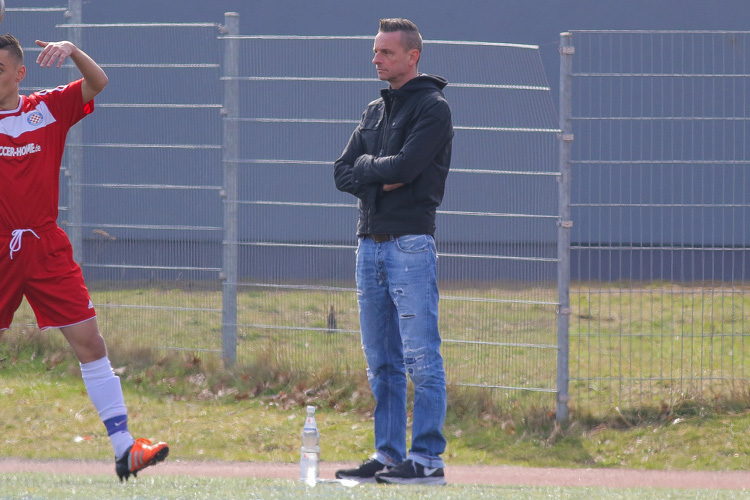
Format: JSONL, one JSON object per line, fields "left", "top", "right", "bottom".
{"left": 0, "top": 78, "right": 93, "bottom": 232}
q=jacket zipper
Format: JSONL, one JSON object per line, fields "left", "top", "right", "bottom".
{"left": 366, "top": 94, "right": 396, "bottom": 232}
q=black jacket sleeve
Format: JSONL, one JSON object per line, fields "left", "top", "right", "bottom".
{"left": 351, "top": 98, "right": 452, "bottom": 186}
{"left": 333, "top": 113, "right": 380, "bottom": 206}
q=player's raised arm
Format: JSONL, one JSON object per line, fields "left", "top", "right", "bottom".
{"left": 35, "top": 40, "right": 108, "bottom": 103}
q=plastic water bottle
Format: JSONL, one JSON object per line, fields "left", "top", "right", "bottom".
{"left": 299, "top": 405, "right": 320, "bottom": 484}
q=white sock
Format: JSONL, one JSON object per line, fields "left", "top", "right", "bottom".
{"left": 80, "top": 356, "right": 134, "bottom": 458}
{"left": 109, "top": 431, "right": 135, "bottom": 459}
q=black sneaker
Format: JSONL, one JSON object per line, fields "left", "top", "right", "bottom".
{"left": 335, "top": 457, "right": 390, "bottom": 483}
{"left": 375, "top": 459, "right": 446, "bottom": 485}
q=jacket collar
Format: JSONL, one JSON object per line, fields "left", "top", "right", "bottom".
{"left": 381, "top": 73, "right": 448, "bottom": 98}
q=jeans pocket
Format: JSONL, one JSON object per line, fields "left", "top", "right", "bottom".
{"left": 395, "top": 234, "right": 432, "bottom": 254}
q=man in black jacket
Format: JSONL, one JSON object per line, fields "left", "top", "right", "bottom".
{"left": 333, "top": 18, "right": 452, "bottom": 486}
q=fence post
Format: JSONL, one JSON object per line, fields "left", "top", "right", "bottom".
{"left": 556, "top": 32, "right": 574, "bottom": 422}
{"left": 66, "top": 0, "right": 83, "bottom": 263}
{"left": 221, "top": 12, "right": 240, "bottom": 366}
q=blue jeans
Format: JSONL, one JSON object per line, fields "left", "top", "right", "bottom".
{"left": 356, "top": 234, "right": 447, "bottom": 469}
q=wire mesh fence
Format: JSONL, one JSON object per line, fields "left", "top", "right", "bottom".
{"left": 224, "top": 34, "right": 561, "bottom": 403}
{"left": 565, "top": 30, "right": 750, "bottom": 412}
{"left": 72, "top": 21, "right": 225, "bottom": 354}
{"left": 4, "top": 4, "right": 562, "bottom": 411}
{"left": 9, "top": 3, "right": 750, "bottom": 419}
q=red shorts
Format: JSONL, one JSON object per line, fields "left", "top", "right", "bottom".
{"left": 0, "top": 226, "right": 96, "bottom": 330}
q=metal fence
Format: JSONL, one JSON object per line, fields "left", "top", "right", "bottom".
{"left": 5, "top": 4, "right": 563, "bottom": 413}
{"left": 222, "top": 28, "right": 562, "bottom": 406}
{"left": 8, "top": 2, "right": 749, "bottom": 420}
{"left": 563, "top": 31, "right": 750, "bottom": 412}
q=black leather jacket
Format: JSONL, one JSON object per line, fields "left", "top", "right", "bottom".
{"left": 334, "top": 74, "right": 453, "bottom": 236}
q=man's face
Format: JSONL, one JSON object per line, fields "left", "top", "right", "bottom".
{"left": 372, "top": 31, "right": 417, "bottom": 89}
{"left": 0, "top": 49, "right": 24, "bottom": 106}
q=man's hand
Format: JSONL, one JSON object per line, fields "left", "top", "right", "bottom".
{"left": 383, "top": 183, "right": 404, "bottom": 192}
{"left": 35, "top": 40, "right": 77, "bottom": 68}
{"left": 35, "top": 40, "right": 108, "bottom": 103}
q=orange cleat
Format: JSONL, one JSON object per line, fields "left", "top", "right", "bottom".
{"left": 115, "top": 438, "right": 169, "bottom": 481}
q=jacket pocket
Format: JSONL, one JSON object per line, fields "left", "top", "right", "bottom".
{"left": 359, "top": 109, "right": 383, "bottom": 152}
{"left": 383, "top": 122, "right": 407, "bottom": 156}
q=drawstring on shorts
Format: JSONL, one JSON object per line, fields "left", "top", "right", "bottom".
{"left": 9, "top": 229, "right": 40, "bottom": 260}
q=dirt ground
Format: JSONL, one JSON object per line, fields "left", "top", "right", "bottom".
{"left": 0, "top": 459, "right": 748, "bottom": 490}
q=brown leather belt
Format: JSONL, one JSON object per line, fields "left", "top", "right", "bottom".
{"left": 366, "top": 234, "right": 403, "bottom": 243}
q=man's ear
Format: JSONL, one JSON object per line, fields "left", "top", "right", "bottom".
{"left": 410, "top": 49, "right": 420, "bottom": 67}
{"left": 16, "top": 65, "right": 26, "bottom": 83}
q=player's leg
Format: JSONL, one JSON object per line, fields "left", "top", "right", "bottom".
{"left": 27, "top": 228, "right": 168, "bottom": 480}
{"left": 60, "top": 318, "right": 133, "bottom": 454}
{"left": 0, "top": 284, "right": 24, "bottom": 341}
{"left": 27, "top": 228, "right": 133, "bottom": 457}
{"left": 0, "top": 235, "right": 27, "bottom": 340}
{"left": 59, "top": 316, "right": 107, "bottom": 361}
{"left": 60, "top": 318, "right": 168, "bottom": 480}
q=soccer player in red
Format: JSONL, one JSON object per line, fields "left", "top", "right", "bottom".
{"left": 0, "top": 34, "right": 168, "bottom": 481}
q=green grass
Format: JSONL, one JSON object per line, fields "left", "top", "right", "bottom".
{"left": 569, "top": 284, "right": 750, "bottom": 411}
{"left": 14, "top": 282, "right": 746, "bottom": 416}
{"left": 2, "top": 284, "right": 750, "bottom": 497}
{"left": 1, "top": 340, "right": 750, "bottom": 471}
{"left": 2, "top": 474, "right": 747, "bottom": 500}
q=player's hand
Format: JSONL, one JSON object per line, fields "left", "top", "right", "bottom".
{"left": 383, "top": 183, "right": 404, "bottom": 192}
{"left": 35, "top": 40, "right": 78, "bottom": 68}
